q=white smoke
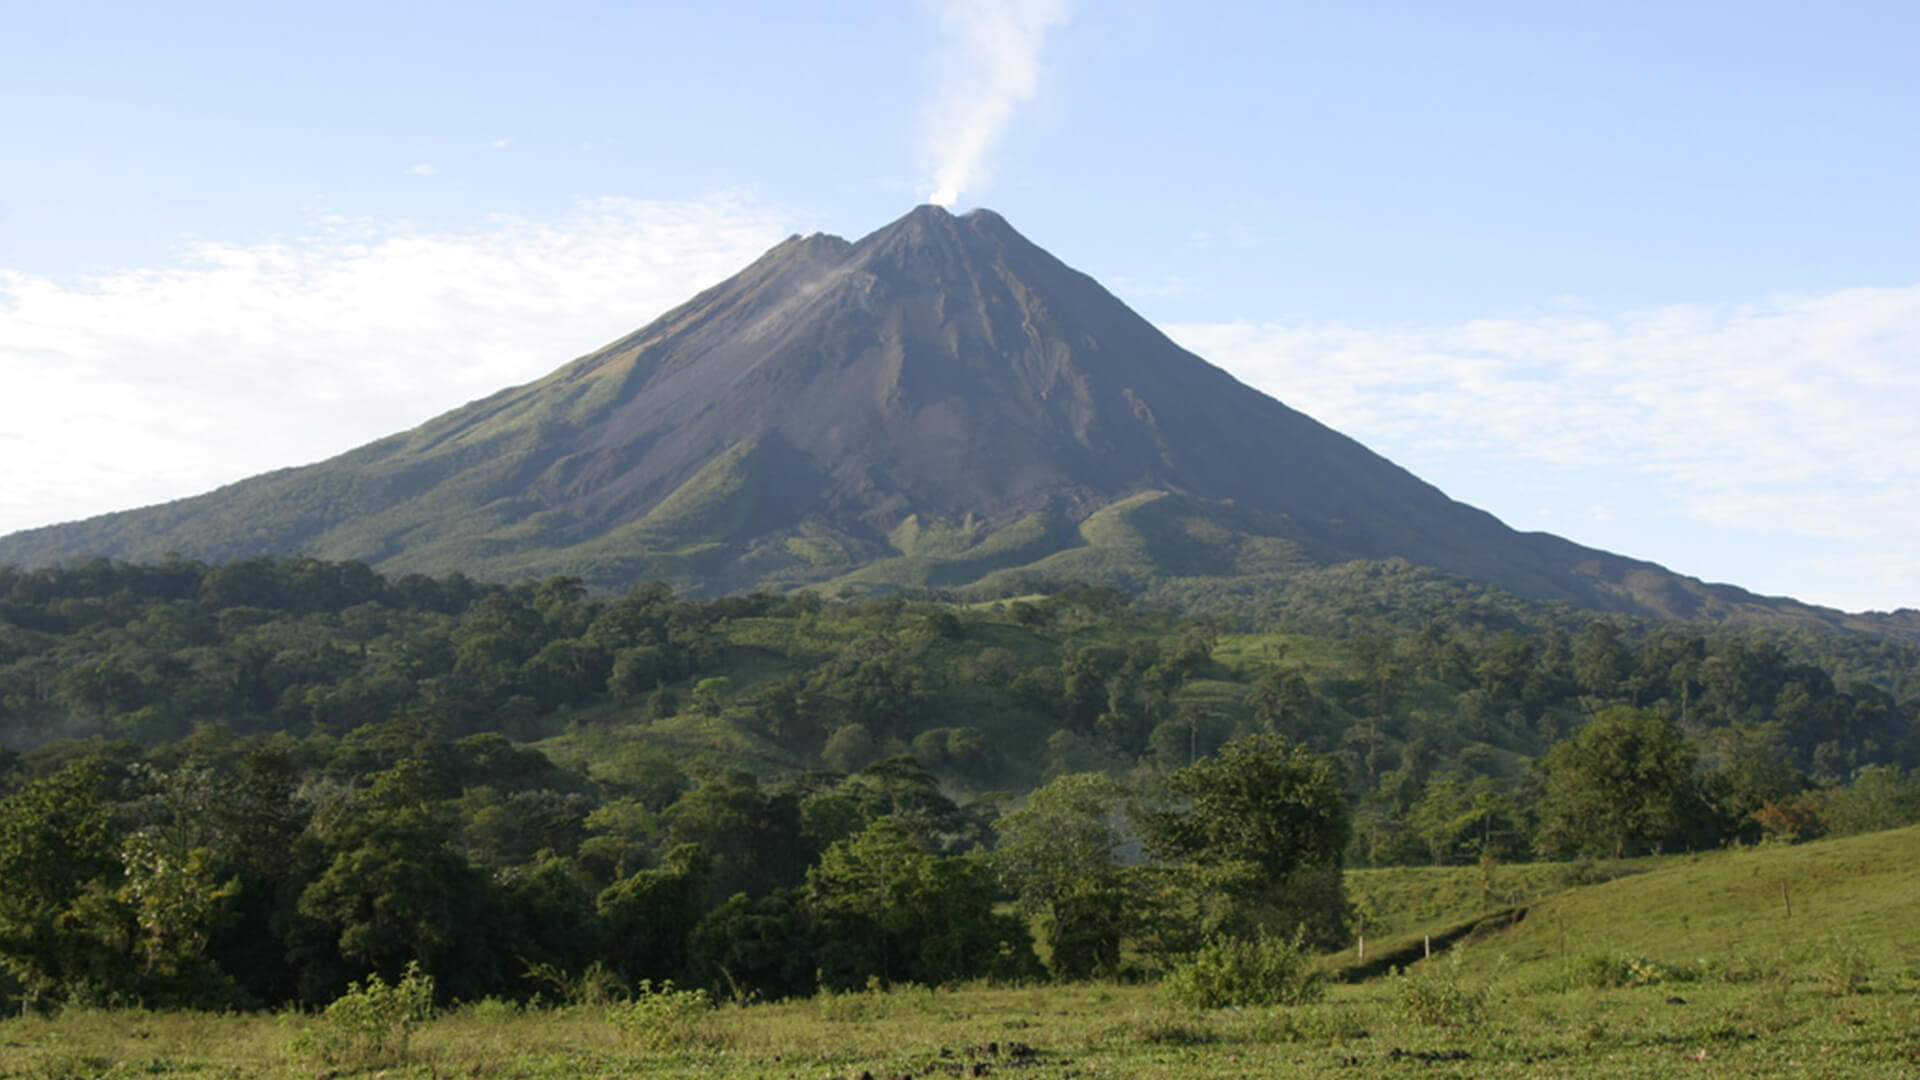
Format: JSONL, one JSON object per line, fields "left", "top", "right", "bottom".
{"left": 923, "top": 0, "right": 1073, "bottom": 207}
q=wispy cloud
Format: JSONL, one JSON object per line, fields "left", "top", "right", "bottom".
{"left": 408, "top": 163, "right": 437, "bottom": 176}
{"left": 0, "top": 194, "right": 791, "bottom": 535}
{"left": 922, "top": 0, "right": 1072, "bottom": 207}
{"left": 1168, "top": 285, "right": 1920, "bottom": 610}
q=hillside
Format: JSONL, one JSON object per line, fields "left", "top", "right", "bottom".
{"left": 1445, "top": 824, "right": 1920, "bottom": 987}
{"left": 1, "top": 206, "right": 1911, "bottom": 640}
{"left": 3, "top": 557, "right": 1917, "bottom": 1079}
{"left": 3, "top": 558, "right": 1912, "bottom": 845}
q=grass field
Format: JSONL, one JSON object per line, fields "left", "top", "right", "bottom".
{"left": 1347, "top": 857, "right": 1657, "bottom": 938}
{"left": 1458, "top": 825, "right": 1920, "bottom": 989}
{"left": 5, "top": 827, "right": 1916, "bottom": 1079}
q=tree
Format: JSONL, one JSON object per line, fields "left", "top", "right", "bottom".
{"left": 1409, "top": 773, "right": 1515, "bottom": 864}
{"left": 689, "top": 676, "right": 731, "bottom": 718}
{"left": 296, "top": 761, "right": 505, "bottom": 996}
{"left": 117, "top": 829, "right": 240, "bottom": 979}
{"left": 1536, "top": 707, "right": 1703, "bottom": 858}
{"left": 607, "top": 646, "right": 668, "bottom": 700}
{"left": 454, "top": 787, "right": 595, "bottom": 867}
{"left": 991, "top": 773, "right": 1131, "bottom": 979}
{"left": 801, "top": 651, "right": 929, "bottom": 737}
{"left": 1823, "top": 765, "right": 1920, "bottom": 836}
{"left": 1146, "top": 733, "right": 1352, "bottom": 946}
{"left": 1349, "top": 631, "right": 1403, "bottom": 718}
{"left": 806, "top": 819, "right": 921, "bottom": 986}
{"left": 661, "top": 771, "right": 807, "bottom": 901}
{"left": 502, "top": 856, "right": 602, "bottom": 979}
{"left": 1697, "top": 724, "right": 1803, "bottom": 841}
{"left": 1151, "top": 733, "right": 1350, "bottom": 879}
{"left": 596, "top": 843, "right": 711, "bottom": 984}
{"left": 835, "top": 755, "right": 982, "bottom": 853}
{"left": 821, "top": 723, "right": 877, "bottom": 774}
{"left": 522, "top": 638, "right": 607, "bottom": 709}
{"left": 1572, "top": 621, "right": 1631, "bottom": 702}
{"left": 0, "top": 762, "right": 123, "bottom": 1002}
{"left": 805, "top": 819, "right": 1031, "bottom": 989}
{"left": 1058, "top": 648, "right": 1110, "bottom": 733}
{"left": 1247, "top": 666, "right": 1320, "bottom": 744}
{"left": 689, "top": 889, "right": 816, "bottom": 1000}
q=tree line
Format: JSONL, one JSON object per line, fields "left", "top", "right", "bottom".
{"left": 0, "top": 719, "right": 1353, "bottom": 1012}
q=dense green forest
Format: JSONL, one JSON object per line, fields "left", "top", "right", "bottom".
{"left": 2, "top": 556, "right": 1917, "bottom": 1013}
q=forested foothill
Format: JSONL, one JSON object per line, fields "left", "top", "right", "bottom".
{"left": 1, "top": 555, "right": 1917, "bottom": 1016}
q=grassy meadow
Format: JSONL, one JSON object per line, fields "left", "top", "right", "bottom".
{"left": 7, "top": 826, "right": 1917, "bottom": 1079}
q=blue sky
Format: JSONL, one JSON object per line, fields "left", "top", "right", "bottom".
{"left": 4, "top": 1, "right": 1917, "bottom": 611}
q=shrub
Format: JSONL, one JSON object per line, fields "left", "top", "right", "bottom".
{"left": 1162, "top": 929, "right": 1325, "bottom": 1009}
{"left": 606, "top": 979, "right": 716, "bottom": 1051}
{"left": 1564, "top": 951, "right": 1698, "bottom": 990}
{"left": 1820, "top": 942, "right": 1872, "bottom": 997}
{"left": 290, "top": 962, "right": 436, "bottom": 1069}
{"left": 814, "top": 974, "right": 884, "bottom": 1022}
{"left": 525, "top": 959, "right": 627, "bottom": 1006}
{"left": 1709, "top": 952, "right": 1788, "bottom": 985}
{"left": 1393, "top": 952, "right": 1488, "bottom": 1027}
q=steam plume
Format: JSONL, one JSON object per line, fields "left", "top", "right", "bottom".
{"left": 924, "top": 0, "right": 1072, "bottom": 207}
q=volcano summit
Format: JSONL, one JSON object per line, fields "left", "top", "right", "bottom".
{"left": 0, "top": 206, "right": 1891, "bottom": 632}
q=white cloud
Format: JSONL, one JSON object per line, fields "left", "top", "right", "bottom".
{"left": 1167, "top": 284, "right": 1920, "bottom": 610}
{"left": 922, "top": 0, "right": 1072, "bottom": 206}
{"left": 489, "top": 139, "right": 511, "bottom": 150}
{"left": 0, "top": 194, "right": 792, "bottom": 535}
{"left": 408, "top": 163, "right": 437, "bottom": 176}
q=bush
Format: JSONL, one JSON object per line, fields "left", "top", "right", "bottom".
{"left": 1706, "top": 952, "right": 1788, "bottom": 985}
{"left": 1393, "top": 953, "right": 1488, "bottom": 1027}
{"left": 290, "top": 962, "right": 436, "bottom": 1069}
{"left": 1564, "top": 951, "right": 1699, "bottom": 990}
{"left": 813, "top": 974, "right": 893, "bottom": 1022}
{"left": 458, "top": 996, "right": 521, "bottom": 1021}
{"left": 525, "top": 959, "right": 627, "bottom": 1006}
{"left": 1162, "top": 929, "right": 1325, "bottom": 1009}
{"left": 1820, "top": 942, "right": 1872, "bottom": 996}
{"left": 606, "top": 979, "right": 717, "bottom": 1051}
{"left": 1824, "top": 766, "right": 1920, "bottom": 836}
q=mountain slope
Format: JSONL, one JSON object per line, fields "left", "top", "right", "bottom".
{"left": 0, "top": 206, "right": 1907, "bottom": 636}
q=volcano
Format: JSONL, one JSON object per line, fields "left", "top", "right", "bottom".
{"left": 0, "top": 206, "right": 1896, "bottom": 632}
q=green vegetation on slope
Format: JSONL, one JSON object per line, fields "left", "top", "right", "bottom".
{"left": 1455, "top": 824, "right": 1920, "bottom": 988}
{"left": 1346, "top": 857, "right": 1658, "bottom": 940}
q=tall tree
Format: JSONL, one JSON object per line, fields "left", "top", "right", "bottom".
{"left": 992, "top": 772, "right": 1131, "bottom": 979}
{"left": 1537, "top": 707, "right": 1704, "bottom": 858}
{"left": 0, "top": 762, "right": 123, "bottom": 1002}
{"left": 1146, "top": 733, "right": 1353, "bottom": 946}
{"left": 805, "top": 819, "right": 1030, "bottom": 989}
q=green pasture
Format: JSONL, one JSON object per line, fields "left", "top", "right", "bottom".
{"left": 6, "top": 826, "right": 1916, "bottom": 1079}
